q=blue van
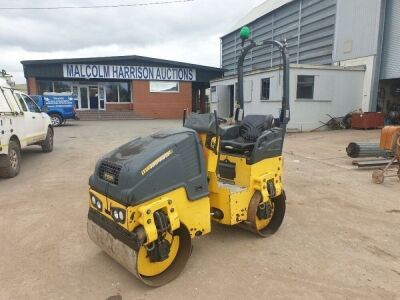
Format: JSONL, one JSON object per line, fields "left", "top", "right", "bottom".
{"left": 30, "top": 93, "right": 77, "bottom": 127}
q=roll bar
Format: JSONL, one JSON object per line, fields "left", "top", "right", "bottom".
{"left": 237, "top": 27, "right": 290, "bottom": 134}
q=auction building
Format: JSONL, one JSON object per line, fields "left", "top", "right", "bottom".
{"left": 21, "top": 56, "right": 223, "bottom": 119}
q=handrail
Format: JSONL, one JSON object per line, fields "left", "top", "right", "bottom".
{"left": 237, "top": 35, "right": 290, "bottom": 136}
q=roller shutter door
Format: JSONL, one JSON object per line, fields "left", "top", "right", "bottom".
{"left": 380, "top": 0, "right": 400, "bottom": 79}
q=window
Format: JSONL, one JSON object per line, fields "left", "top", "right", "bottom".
{"left": 105, "top": 83, "right": 118, "bottom": 102}
{"left": 37, "top": 80, "right": 53, "bottom": 94}
{"left": 210, "top": 86, "right": 217, "bottom": 103}
{"left": 118, "top": 83, "right": 130, "bottom": 102}
{"left": 72, "top": 86, "right": 78, "bottom": 97}
{"left": 16, "top": 94, "right": 28, "bottom": 112}
{"left": 37, "top": 80, "right": 72, "bottom": 94}
{"left": 22, "top": 95, "right": 41, "bottom": 113}
{"left": 99, "top": 86, "right": 105, "bottom": 99}
{"left": 30, "top": 95, "right": 40, "bottom": 104}
{"left": 261, "top": 78, "right": 270, "bottom": 100}
{"left": 105, "top": 82, "right": 131, "bottom": 102}
{"left": 150, "top": 81, "right": 179, "bottom": 93}
{"left": 54, "top": 81, "right": 72, "bottom": 93}
{"left": 297, "top": 75, "right": 314, "bottom": 99}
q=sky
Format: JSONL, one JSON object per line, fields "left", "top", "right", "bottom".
{"left": 0, "top": 0, "right": 266, "bottom": 83}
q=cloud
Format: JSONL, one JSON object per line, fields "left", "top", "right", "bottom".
{"left": 0, "top": 0, "right": 265, "bottom": 83}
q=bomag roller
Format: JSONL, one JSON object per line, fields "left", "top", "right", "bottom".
{"left": 87, "top": 26, "right": 291, "bottom": 286}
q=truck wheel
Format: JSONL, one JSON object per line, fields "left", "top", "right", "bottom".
{"left": 42, "top": 127, "right": 54, "bottom": 153}
{"left": 0, "top": 141, "right": 21, "bottom": 178}
{"left": 50, "top": 114, "right": 63, "bottom": 127}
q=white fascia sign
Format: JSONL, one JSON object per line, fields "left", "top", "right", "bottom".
{"left": 63, "top": 64, "right": 197, "bottom": 81}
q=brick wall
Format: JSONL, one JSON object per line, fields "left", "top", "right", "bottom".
{"left": 133, "top": 80, "right": 192, "bottom": 118}
{"left": 106, "top": 103, "right": 133, "bottom": 111}
{"left": 27, "top": 77, "right": 37, "bottom": 94}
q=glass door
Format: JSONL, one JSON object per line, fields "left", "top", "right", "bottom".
{"left": 89, "top": 86, "right": 99, "bottom": 110}
{"left": 72, "top": 85, "right": 79, "bottom": 109}
{"left": 98, "top": 86, "right": 105, "bottom": 110}
{"left": 79, "top": 86, "right": 89, "bottom": 110}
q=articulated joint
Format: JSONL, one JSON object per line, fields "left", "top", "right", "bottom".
{"left": 252, "top": 174, "right": 277, "bottom": 201}
{"left": 137, "top": 197, "right": 180, "bottom": 245}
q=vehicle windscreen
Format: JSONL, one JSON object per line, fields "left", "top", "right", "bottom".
{"left": 30, "top": 95, "right": 39, "bottom": 104}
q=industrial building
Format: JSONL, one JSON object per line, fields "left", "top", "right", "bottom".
{"left": 211, "top": 0, "right": 400, "bottom": 131}
{"left": 21, "top": 56, "right": 222, "bottom": 119}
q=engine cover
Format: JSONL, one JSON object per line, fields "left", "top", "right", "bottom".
{"left": 89, "top": 128, "right": 208, "bottom": 206}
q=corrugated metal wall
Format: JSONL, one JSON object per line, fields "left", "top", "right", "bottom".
{"left": 333, "top": 0, "right": 382, "bottom": 62}
{"left": 221, "top": 0, "right": 337, "bottom": 76}
{"left": 380, "top": 0, "right": 400, "bottom": 80}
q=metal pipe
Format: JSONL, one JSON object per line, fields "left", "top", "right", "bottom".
{"left": 214, "top": 110, "right": 221, "bottom": 174}
{"left": 346, "top": 142, "right": 392, "bottom": 158}
{"left": 237, "top": 40, "right": 256, "bottom": 113}
{"left": 182, "top": 109, "right": 187, "bottom": 126}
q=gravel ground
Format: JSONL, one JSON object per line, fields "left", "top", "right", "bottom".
{"left": 0, "top": 120, "right": 399, "bottom": 300}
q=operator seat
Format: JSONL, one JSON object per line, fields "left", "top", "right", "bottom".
{"left": 220, "top": 114, "right": 274, "bottom": 153}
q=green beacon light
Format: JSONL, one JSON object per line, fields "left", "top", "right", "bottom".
{"left": 240, "top": 26, "right": 251, "bottom": 40}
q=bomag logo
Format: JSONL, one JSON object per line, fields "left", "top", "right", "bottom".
{"left": 141, "top": 150, "right": 173, "bottom": 176}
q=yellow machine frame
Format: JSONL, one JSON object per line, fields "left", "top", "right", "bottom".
{"left": 198, "top": 133, "right": 283, "bottom": 226}
{"left": 89, "top": 131, "right": 283, "bottom": 241}
{"left": 89, "top": 187, "right": 211, "bottom": 245}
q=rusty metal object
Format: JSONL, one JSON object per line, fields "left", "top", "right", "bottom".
{"left": 380, "top": 126, "right": 400, "bottom": 150}
{"left": 352, "top": 112, "right": 385, "bottom": 129}
{"left": 371, "top": 157, "right": 399, "bottom": 184}
{"left": 372, "top": 128, "right": 400, "bottom": 184}
{"left": 317, "top": 114, "right": 346, "bottom": 130}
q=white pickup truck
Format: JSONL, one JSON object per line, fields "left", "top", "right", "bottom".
{"left": 0, "top": 78, "right": 53, "bottom": 178}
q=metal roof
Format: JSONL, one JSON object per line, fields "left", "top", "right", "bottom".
{"left": 223, "top": 0, "right": 296, "bottom": 37}
{"left": 21, "top": 55, "right": 223, "bottom": 83}
{"left": 21, "top": 54, "right": 222, "bottom": 72}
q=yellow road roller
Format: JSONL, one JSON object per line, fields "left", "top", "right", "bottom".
{"left": 87, "top": 26, "right": 291, "bottom": 286}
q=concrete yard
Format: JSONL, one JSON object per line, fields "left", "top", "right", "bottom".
{"left": 0, "top": 120, "right": 399, "bottom": 299}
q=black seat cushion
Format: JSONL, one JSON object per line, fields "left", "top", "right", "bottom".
{"left": 221, "top": 114, "right": 274, "bottom": 152}
{"left": 220, "top": 136, "right": 255, "bottom": 151}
